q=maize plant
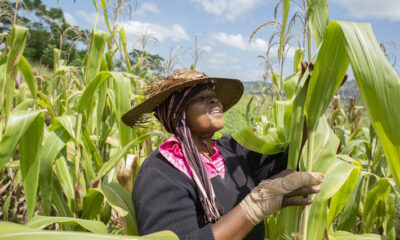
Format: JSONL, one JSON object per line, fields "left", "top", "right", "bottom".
{"left": 234, "top": 0, "right": 399, "bottom": 239}
{"left": 0, "top": 1, "right": 175, "bottom": 239}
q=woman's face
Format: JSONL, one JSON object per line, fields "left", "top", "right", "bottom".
{"left": 185, "top": 88, "right": 224, "bottom": 137}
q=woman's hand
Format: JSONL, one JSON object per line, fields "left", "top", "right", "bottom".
{"left": 239, "top": 169, "right": 324, "bottom": 225}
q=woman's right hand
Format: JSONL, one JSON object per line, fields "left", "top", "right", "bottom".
{"left": 239, "top": 169, "right": 324, "bottom": 225}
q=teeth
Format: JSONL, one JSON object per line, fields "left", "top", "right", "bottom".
{"left": 211, "top": 110, "right": 220, "bottom": 113}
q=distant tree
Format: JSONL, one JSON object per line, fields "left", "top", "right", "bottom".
{"left": 1, "top": 0, "right": 88, "bottom": 68}
{"left": 129, "top": 49, "right": 164, "bottom": 76}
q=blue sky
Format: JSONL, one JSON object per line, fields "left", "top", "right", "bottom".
{"left": 42, "top": 0, "right": 400, "bottom": 82}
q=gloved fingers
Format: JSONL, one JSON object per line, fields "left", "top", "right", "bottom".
{"left": 281, "top": 196, "right": 313, "bottom": 208}
{"left": 284, "top": 185, "right": 320, "bottom": 198}
{"left": 281, "top": 171, "right": 324, "bottom": 192}
{"left": 269, "top": 169, "right": 295, "bottom": 179}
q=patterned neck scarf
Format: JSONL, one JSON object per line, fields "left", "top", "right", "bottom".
{"left": 154, "top": 81, "right": 223, "bottom": 223}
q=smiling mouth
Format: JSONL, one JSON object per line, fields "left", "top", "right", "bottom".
{"left": 209, "top": 107, "right": 222, "bottom": 115}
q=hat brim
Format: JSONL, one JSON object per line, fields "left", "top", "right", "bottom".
{"left": 122, "top": 77, "right": 244, "bottom": 127}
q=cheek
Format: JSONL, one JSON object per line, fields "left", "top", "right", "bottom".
{"left": 186, "top": 105, "right": 210, "bottom": 130}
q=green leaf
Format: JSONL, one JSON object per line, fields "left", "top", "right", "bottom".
{"left": 99, "top": 0, "right": 112, "bottom": 33}
{"left": 79, "top": 72, "right": 111, "bottom": 114}
{"left": 293, "top": 48, "right": 305, "bottom": 73}
{"left": 233, "top": 126, "right": 287, "bottom": 155}
{"left": 336, "top": 21, "right": 400, "bottom": 191}
{"left": 329, "top": 231, "right": 382, "bottom": 239}
{"left": 81, "top": 189, "right": 104, "bottom": 220}
{"left": 283, "top": 73, "right": 299, "bottom": 100}
{"left": 307, "top": 158, "right": 361, "bottom": 240}
{"left": 111, "top": 72, "right": 132, "bottom": 147}
{"left": 18, "top": 56, "right": 37, "bottom": 100}
{"left": 96, "top": 132, "right": 164, "bottom": 180}
{"left": 55, "top": 154, "right": 75, "bottom": 201}
{"left": 19, "top": 112, "right": 44, "bottom": 219}
{"left": 336, "top": 176, "right": 364, "bottom": 231}
{"left": 3, "top": 25, "right": 29, "bottom": 126}
{"left": 0, "top": 221, "right": 179, "bottom": 240}
{"left": 299, "top": 118, "right": 340, "bottom": 174}
{"left": 39, "top": 128, "right": 70, "bottom": 215}
{"left": 25, "top": 216, "right": 107, "bottom": 234}
{"left": 363, "top": 178, "right": 391, "bottom": 232}
{"left": 85, "top": 30, "right": 107, "bottom": 84}
{"left": 273, "top": 100, "right": 292, "bottom": 142}
{"left": 119, "top": 27, "right": 132, "bottom": 74}
{"left": 51, "top": 115, "right": 77, "bottom": 140}
{"left": 304, "top": 21, "right": 350, "bottom": 132}
{"left": 81, "top": 126, "right": 102, "bottom": 171}
{"left": 0, "top": 110, "right": 44, "bottom": 170}
{"left": 328, "top": 155, "right": 361, "bottom": 227}
{"left": 308, "top": 0, "right": 329, "bottom": 47}
{"left": 278, "top": 0, "right": 290, "bottom": 62}
{"left": 96, "top": 183, "right": 138, "bottom": 235}
{"left": 51, "top": 178, "right": 73, "bottom": 218}
{"left": 287, "top": 78, "right": 309, "bottom": 169}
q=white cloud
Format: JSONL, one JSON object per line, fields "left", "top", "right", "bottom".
{"left": 200, "top": 45, "right": 213, "bottom": 53}
{"left": 191, "top": 0, "right": 262, "bottom": 22}
{"left": 64, "top": 12, "right": 78, "bottom": 26}
{"left": 76, "top": 11, "right": 100, "bottom": 26}
{"left": 121, "top": 20, "right": 190, "bottom": 44}
{"left": 331, "top": 0, "right": 400, "bottom": 21}
{"left": 212, "top": 32, "right": 267, "bottom": 51}
{"left": 135, "top": 2, "right": 159, "bottom": 17}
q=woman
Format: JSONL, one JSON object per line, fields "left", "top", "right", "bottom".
{"left": 122, "top": 69, "right": 323, "bottom": 240}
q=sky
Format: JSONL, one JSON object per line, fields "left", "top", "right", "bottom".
{"left": 41, "top": 0, "right": 400, "bottom": 82}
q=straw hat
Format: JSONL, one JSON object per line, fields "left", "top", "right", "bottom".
{"left": 122, "top": 69, "right": 244, "bottom": 127}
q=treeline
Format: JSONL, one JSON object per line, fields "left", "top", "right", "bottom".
{"left": 0, "top": 0, "right": 165, "bottom": 73}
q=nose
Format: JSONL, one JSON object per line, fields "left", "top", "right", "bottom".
{"left": 208, "top": 97, "right": 222, "bottom": 108}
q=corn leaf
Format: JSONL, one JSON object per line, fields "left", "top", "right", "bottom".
{"left": 277, "top": 206, "right": 302, "bottom": 239}
{"left": 299, "top": 118, "right": 339, "bottom": 174}
{"left": 119, "top": 27, "right": 132, "bottom": 74}
{"left": 293, "top": 48, "right": 305, "bottom": 73}
{"left": 18, "top": 56, "right": 37, "bottom": 100}
{"left": 363, "top": 178, "right": 391, "bottom": 232}
{"left": 110, "top": 72, "right": 132, "bottom": 147}
{"left": 96, "top": 132, "right": 164, "bottom": 180}
{"left": 328, "top": 156, "right": 361, "bottom": 227}
{"left": 81, "top": 189, "right": 104, "bottom": 220}
{"left": 336, "top": 176, "right": 364, "bottom": 231}
{"left": 39, "top": 128, "right": 70, "bottom": 215}
{"left": 25, "top": 216, "right": 106, "bottom": 234}
{"left": 51, "top": 178, "right": 73, "bottom": 218}
{"left": 55, "top": 153, "right": 75, "bottom": 201}
{"left": 287, "top": 78, "right": 309, "bottom": 169}
{"left": 96, "top": 183, "right": 138, "bottom": 235}
{"left": 307, "top": 158, "right": 361, "bottom": 240}
{"left": 329, "top": 231, "right": 382, "bottom": 240}
{"left": 51, "top": 115, "right": 77, "bottom": 140}
{"left": 19, "top": 111, "right": 44, "bottom": 219}
{"left": 308, "top": 0, "right": 329, "bottom": 47}
{"left": 304, "top": 21, "right": 349, "bottom": 132}
{"left": 79, "top": 71, "right": 111, "bottom": 114}
{"left": 0, "top": 221, "right": 179, "bottom": 240}
{"left": 278, "top": 0, "right": 290, "bottom": 62}
{"left": 0, "top": 110, "right": 44, "bottom": 170}
{"left": 4, "top": 25, "right": 28, "bottom": 127}
{"left": 85, "top": 30, "right": 107, "bottom": 84}
{"left": 233, "top": 126, "right": 288, "bottom": 155}
{"left": 336, "top": 21, "right": 400, "bottom": 191}
{"left": 283, "top": 73, "right": 299, "bottom": 100}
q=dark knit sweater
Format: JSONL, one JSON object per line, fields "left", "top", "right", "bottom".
{"left": 132, "top": 135, "right": 288, "bottom": 240}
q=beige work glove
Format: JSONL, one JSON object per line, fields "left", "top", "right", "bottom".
{"left": 240, "top": 170, "right": 324, "bottom": 225}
